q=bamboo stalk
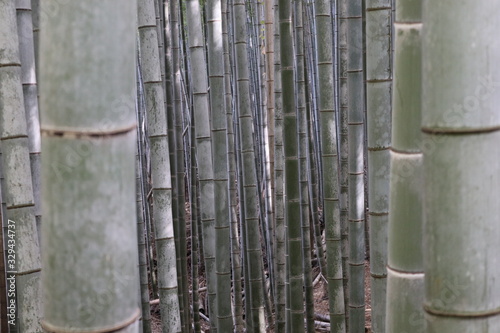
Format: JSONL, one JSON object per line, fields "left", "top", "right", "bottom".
{"left": 364, "top": 0, "right": 392, "bottom": 331}
{"left": 386, "top": 1, "right": 424, "bottom": 332}
{"left": 1, "top": 1, "right": 42, "bottom": 330}
{"left": 346, "top": 0, "right": 366, "bottom": 330}
{"left": 137, "top": 0, "right": 182, "bottom": 330}
{"left": 422, "top": 0, "right": 500, "bottom": 331}
{"left": 184, "top": 0, "right": 218, "bottom": 329}
{"left": 232, "top": 0, "right": 267, "bottom": 328}
{"left": 39, "top": 1, "right": 139, "bottom": 331}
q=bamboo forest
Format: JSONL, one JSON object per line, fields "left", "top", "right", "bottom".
{"left": 1, "top": 0, "right": 499, "bottom": 332}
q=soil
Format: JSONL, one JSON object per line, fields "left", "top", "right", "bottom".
{"left": 148, "top": 204, "right": 373, "bottom": 332}
{"left": 149, "top": 260, "right": 372, "bottom": 332}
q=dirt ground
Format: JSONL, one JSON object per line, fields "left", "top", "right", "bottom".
{"left": 149, "top": 260, "right": 372, "bottom": 332}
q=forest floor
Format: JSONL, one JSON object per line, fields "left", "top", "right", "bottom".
{"left": 149, "top": 205, "right": 372, "bottom": 332}
{"left": 149, "top": 260, "right": 372, "bottom": 332}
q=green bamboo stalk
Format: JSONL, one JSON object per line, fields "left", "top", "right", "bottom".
{"left": 0, "top": 1, "right": 42, "bottom": 330}
{"left": 206, "top": 0, "right": 233, "bottom": 328}
{"left": 189, "top": 111, "right": 202, "bottom": 333}
{"left": 346, "top": 0, "right": 366, "bottom": 330}
{"left": 279, "top": 0, "right": 305, "bottom": 329}
{"left": 136, "top": 150, "right": 152, "bottom": 333}
{"left": 136, "top": 60, "right": 159, "bottom": 302}
{"left": 422, "top": 0, "right": 500, "bottom": 331}
{"left": 303, "top": 1, "right": 326, "bottom": 281}
{"left": 222, "top": 0, "right": 244, "bottom": 330}
{"left": 30, "top": 0, "right": 39, "bottom": 77}
{"left": 39, "top": 1, "right": 139, "bottom": 331}
{"left": 273, "top": 0, "right": 286, "bottom": 328}
{"left": 232, "top": 105, "right": 252, "bottom": 331}
{"left": 386, "top": 1, "right": 423, "bottom": 332}
{"left": 0, "top": 178, "right": 8, "bottom": 333}
{"left": 168, "top": 0, "right": 191, "bottom": 330}
{"left": 16, "top": 0, "right": 42, "bottom": 246}
{"left": 336, "top": 0, "right": 350, "bottom": 321}
{"left": 365, "top": 0, "right": 392, "bottom": 331}
{"left": 232, "top": 0, "right": 267, "bottom": 329}
{"left": 136, "top": 56, "right": 152, "bottom": 333}
{"left": 315, "top": 0, "right": 346, "bottom": 329}
{"left": 137, "top": 0, "right": 182, "bottom": 330}
{"left": 294, "top": 1, "right": 314, "bottom": 331}
{"left": 264, "top": 0, "right": 276, "bottom": 268}
{"left": 184, "top": 0, "right": 218, "bottom": 328}
{"left": 164, "top": 2, "right": 189, "bottom": 330}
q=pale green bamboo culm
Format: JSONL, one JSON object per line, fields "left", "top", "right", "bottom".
{"left": 294, "top": 0, "right": 314, "bottom": 329}
{"left": 385, "top": 0, "right": 424, "bottom": 332}
{"left": 185, "top": 0, "right": 218, "bottom": 329}
{"left": 206, "top": 0, "right": 233, "bottom": 329}
{"left": 232, "top": 0, "right": 267, "bottom": 329}
{"left": 16, "top": 0, "right": 42, "bottom": 245}
{"left": 336, "top": 0, "right": 350, "bottom": 320}
{"left": 423, "top": 0, "right": 500, "bottom": 331}
{"left": 137, "top": 0, "right": 182, "bottom": 330}
{"left": 315, "top": 0, "right": 346, "bottom": 328}
{"left": 365, "top": 0, "right": 392, "bottom": 331}
{"left": 39, "top": 1, "right": 140, "bottom": 332}
{"left": 346, "top": 0, "right": 366, "bottom": 330}
{"left": 0, "top": 0, "right": 42, "bottom": 330}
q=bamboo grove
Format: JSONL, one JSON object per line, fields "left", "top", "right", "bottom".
{"left": 0, "top": 0, "right": 499, "bottom": 332}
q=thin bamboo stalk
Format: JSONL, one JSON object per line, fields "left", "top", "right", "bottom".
{"left": 169, "top": 0, "right": 191, "bottom": 330}
{"left": 137, "top": 0, "right": 182, "bottom": 329}
{"left": 279, "top": 0, "right": 306, "bottom": 329}
{"left": 294, "top": 1, "right": 315, "bottom": 331}
{"left": 346, "top": 0, "right": 366, "bottom": 330}
{"left": 0, "top": 1, "right": 42, "bottom": 330}
{"left": 136, "top": 150, "right": 152, "bottom": 333}
{"left": 184, "top": 0, "right": 218, "bottom": 329}
{"left": 206, "top": 0, "right": 233, "bottom": 328}
{"left": 223, "top": 0, "right": 245, "bottom": 330}
{"left": 232, "top": 0, "right": 267, "bottom": 328}
{"left": 336, "top": 0, "right": 350, "bottom": 323}
{"left": 190, "top": 109, "right": 202, "bottom": 333}
{"left": 315, "top": 0, "right": 346, "bottom": 328}
{"left": 273, "top": 0, "right": 286, "bottom": 328}
{"left": 16, "top": 0, "right": 42, "bottom": 248}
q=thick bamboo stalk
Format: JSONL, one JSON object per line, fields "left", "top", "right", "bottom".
{"left": 137, "top": 0, "right": 182, "bottom": 330}
{"left": 39, "top": 1, "right": 139, "bottom": 331}
{"left": 0, "top": 1, "right": 42, "bottom": 330}
{"left": 386, "top": 1, "right": 424, "bottom": 332}
{"left": 422, "top": 0, "right": 500, "bottom": 331}
{"left": 365, "top": 0, "right": 392, "bottom": 331}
